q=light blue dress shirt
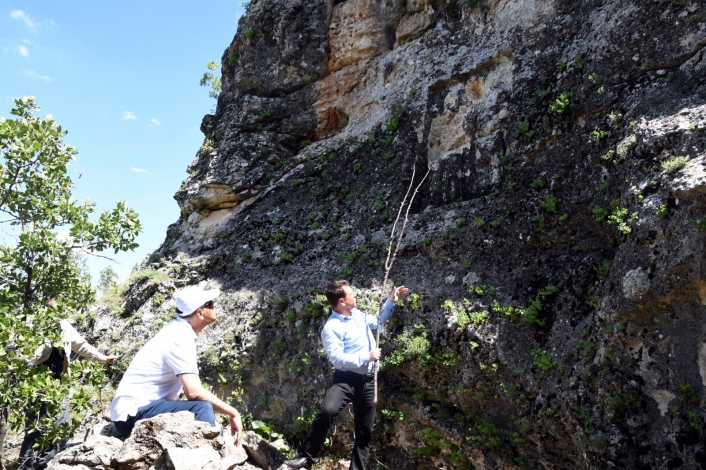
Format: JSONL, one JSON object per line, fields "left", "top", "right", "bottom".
{"left": 321, "top": 299, "right": 395, "bottom": 375}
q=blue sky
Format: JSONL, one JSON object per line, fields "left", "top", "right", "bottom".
{"left": 1, "top": 1, "right": 245, "bottom": 284}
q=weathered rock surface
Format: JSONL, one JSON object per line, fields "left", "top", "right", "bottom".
{"left": 83, "top": 0, "right": 706, "bottom": 468}
{"left": 241, "top": 432, "right": 287, "bottom": 470}
{"left": 49, "top": 412, "right": 255, "bottom": 470}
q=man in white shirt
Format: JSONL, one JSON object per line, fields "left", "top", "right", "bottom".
{"left": 111, "top": 285, "right": 243, "bottom": 445}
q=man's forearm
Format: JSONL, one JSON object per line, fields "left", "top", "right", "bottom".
{"left": 180, "top": 373, "right": 243, "bottom": 445}
{"left": 186, "top": 386, "right": 239, "bottom": 417}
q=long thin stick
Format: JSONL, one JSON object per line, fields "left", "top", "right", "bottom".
{"left": 373, "top": 164, "right": 430, "bottom": 403}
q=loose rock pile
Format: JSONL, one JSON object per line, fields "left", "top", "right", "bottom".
{"left": 47, "top": 412, "right": 288, "bottom": 470}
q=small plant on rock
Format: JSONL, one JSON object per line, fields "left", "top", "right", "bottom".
{"left": 531, "top": 348, "right": 557, "bottom": 371}
{"left": 595, "top": 260, "right": 611, "bottom": 280}
{"left": 549, "top": 91, "right": 571, "bottom": 114}
{"left": 540, "top": 194, "right": 557, "bottom": 212}
{"left": 590, "top": 129, "right": 612, "bottom": 143}
{"left": 532, "top": 214, "right": 545, "bottom": 228}
{"left": 661, "top": 155, "right": 689, "bottom": 174}
{"left": 268, "top": 292, "right": 289, "bottom": 310}
{"left": 592, "top": 206, "right": 610, "bottom": 222}
{"left": 386, "top": 107, "right": 405, "bottom": 131}
{"left": 512, "top": 119, "right": 534, "bottom": 138}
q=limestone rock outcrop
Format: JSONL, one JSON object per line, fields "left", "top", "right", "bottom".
{"left": 85, "top": 0, "right": 706, "bottom": 468}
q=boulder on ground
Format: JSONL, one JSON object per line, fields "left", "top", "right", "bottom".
{"left": 241, "top": 432, "right": 288, "bottom": 470}
{"left": 48, "top": 411, "right": 253, "bottom": 470}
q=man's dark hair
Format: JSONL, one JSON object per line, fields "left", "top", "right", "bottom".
{"left": 326, "top": 280, "right": 349, "bottom": 307}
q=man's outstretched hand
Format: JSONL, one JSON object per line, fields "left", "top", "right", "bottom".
{"left": 389, "top": 286, "right": 409, "bottom": 303}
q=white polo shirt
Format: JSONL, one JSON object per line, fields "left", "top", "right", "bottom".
{"left": 111, "top": 317, "right": 199, "bottom": 422}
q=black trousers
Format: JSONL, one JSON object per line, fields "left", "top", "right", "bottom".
{"left": 300, "top": 370, "right": 376, "bottom": 470}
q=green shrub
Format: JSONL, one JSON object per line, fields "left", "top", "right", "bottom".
{"left": 601, "top": 149, "right": 615, "bottom": 161}
{"left": 578, "top": 341, "right": 597, "bottom": 361}
{"left": 130, "top": 269, "right": 169, "bottom": 285}
{"left": 522, "top": 299, "right": 545, "bottom": 326}
{"left": 539, "top": 194, "right": 557, "bottom": 212}
{"left": 538, "top": 284, "right": 557, "bottom": 296}
{"left": 408, "top": 293, "right": 420, "bottom": 309}
{"left": 592, "top": 206, "right": 609, "bottom": 221}
{"left": 386, "top": 108, "right": 405, "bottom": 131}
{"left": 469, "top": 284, "right": 486, "bottom": 296}
{"left": 303, "top": 294, "right": 329, "bottom": 318}
{"left": 492, "top": 300, "right": 520, "bottom": 318}
{"left": 469, "top": 310, "right": 488, "bottom": 325}
{"left": 531, "top": 348, "right": 557, "bottom": 371}
{"left": 269, "top": 292, "right": 289, "bottom": 310}
{"left": 387, "top": 332, "right": 431, "bottom": 366}
{"left": 590, "top": 129, "right": 612, "bottom": 143}
{"left": 607, "top": 206, "right": 632, "bottom": 234}
{"left": 595, "top": 260, "right": 611, "bottom": 279}
{"left": 661, "top": 155, "right": 690, "bottom": 174}
{"left": 586, "top": 295, "right": 601, "bottom": 309}
{"left": 549, "top": 91, "right": 571, "bottom": 114}
{"left": 512, "top": 119, "right": 533, "bottom": 138}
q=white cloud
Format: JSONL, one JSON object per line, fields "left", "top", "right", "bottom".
{"left": 10, "top": 10, "right": 54, "bottom": 30}
{"left": 10, "top": 10, "right": 35, "bottom": 29}
{"left": 25, "top": 70, "right": 52, "bottom": 82}
{"left": 148, "top": 118, "right": 161, "bottom": 128}
{"left": 130, "top": 167, "right": 153, "bottom": 176}
{"left": 18, "top": 45, "right": 29, "bottom": 57}
{"left": 121, "top": 111, "right": 136, "bottom": 121}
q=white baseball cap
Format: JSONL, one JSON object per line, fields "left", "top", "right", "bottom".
{"left": 176, "top": 285, "right": 221, "bottom": 316}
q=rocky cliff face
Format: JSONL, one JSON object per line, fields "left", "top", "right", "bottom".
{"left": 85, "top": 0, "right": 706, "bottom": 468}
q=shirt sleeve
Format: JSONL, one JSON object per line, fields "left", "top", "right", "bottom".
{"left": 163, "top": 336, "right": 199, "bottom": 376}
{"left": 60, "top": 320, "right": 109, "bottom": 364}
{"left": 366, "top": 299, "right": 395, "bottom": 333}
{"left": 30, "top": 340, "right": 53, "bottom": 366}
{"left": 321, "top": 323, "right": 370, "bottom": 370}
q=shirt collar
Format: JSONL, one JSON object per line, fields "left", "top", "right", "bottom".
{"left": 176, "top": 316, "right": 198, "bottom": 340}
{"left": 330, "top": 309, "right": 353, "bottom": 321}
{"left": 330, "top": 308, "right": 362, "bottom": 320}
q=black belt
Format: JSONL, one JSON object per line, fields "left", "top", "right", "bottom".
{"left": 339, "top": 370, "right": 374, "bottom": 380}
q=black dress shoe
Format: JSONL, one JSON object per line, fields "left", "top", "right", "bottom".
{"left": 284, "top": 455, "right": 313, "bottom": 469}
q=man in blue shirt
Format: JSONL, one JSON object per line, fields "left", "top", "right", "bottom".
{"left": 285, "top": 280, "right": 408, "bottom": 470}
